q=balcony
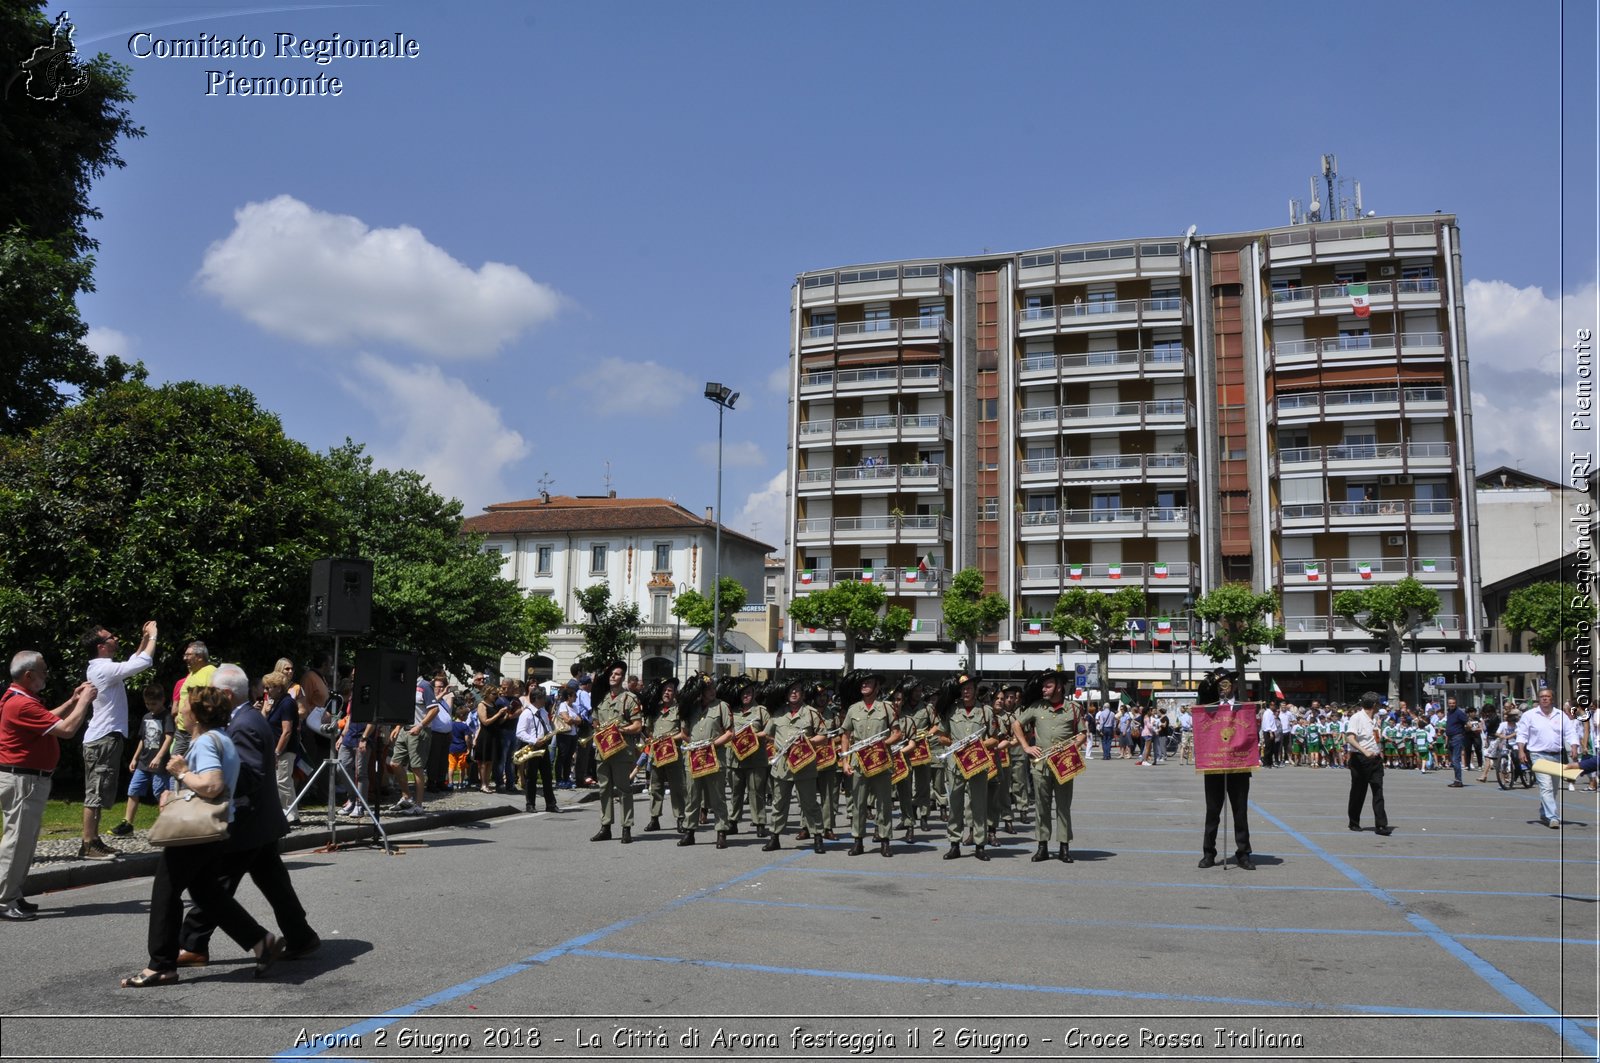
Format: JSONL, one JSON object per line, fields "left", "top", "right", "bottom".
{"left": 799, "top": 315, "right": 952, "bottom": 351}
{"left": 1280, "top": 555, "right": 1460, "bottom": 586}
{"left": 1018, "top": 452, "right": 1192, "bottom": 487}
{"left": 1271, "top": 386, "right": 1449, "bottom": 424}
{"left": 1278, "top": 500, "right": 1456, "bottom": 533}
{"left": 1019, "top": 506, "right": 1192, "bottom": 541}
{"left": 799, "top": 264, "right": 950, "bottom": 306}
{"left": 796, "top": 414, "right": 952, "bottom": 448}
{"left": 1282, "top": 613, "right": 1464, "bottom": 642}
{"left": 1270, "top": 331, "right": 1449, "bottom": 369}
{"left": 1015, "top": 615, "right": 1195, "bottom": 644}
{"left": 1016, "top": 241, "right": 1182, "bottom": 287}
{"left": 793, "top": 514, "right": 953, "bottom": 546}
{"left": 1275, "top": 441, "right": 1454, "bottom": 476}
{"left": 1019, "top": 400, "right": 1190, "bottom": 437}
{"left": 799, "top": 364, "right": 946, "bottom": 397}
{"left": 1018, "top": 346, "right": 1188, "bottom": 384}
{"left": 793, "top": 461, "right": 954, "bottom": 498}
{"left": 795, "top": 566, "right": 951, "bottom": 594}
{"left": 1018, "top": 297, "right": 1186, "bottom": 336}
{"left": 1267, "top": 220, "right": 1435, "bottom": 267}
{"left": 1019, "top": 560, "right": 1193, "bottom": 590}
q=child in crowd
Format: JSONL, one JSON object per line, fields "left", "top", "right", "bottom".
{"left": 111, "top": 683, "right": 173, "bottom": 836}
{"left": 448, "top": 702, "right": 473, "bottom": 790}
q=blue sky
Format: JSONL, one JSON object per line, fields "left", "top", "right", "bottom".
{"left": 46, "top": 0, "right": 1599, "bottom": 543}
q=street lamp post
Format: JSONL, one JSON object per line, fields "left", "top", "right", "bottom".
{"left": 704, "top": 382, "right": 739, "bottom": 675}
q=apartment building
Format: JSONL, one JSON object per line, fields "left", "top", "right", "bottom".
{"left": 781, "top": 214, "right": 1500, "bottom": 698}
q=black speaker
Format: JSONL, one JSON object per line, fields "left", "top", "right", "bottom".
{"left": 308, "top": 558, "right": 373, "bottom": 635}
{"left": 350, "top": 648, "right": 419, "bottom": 724}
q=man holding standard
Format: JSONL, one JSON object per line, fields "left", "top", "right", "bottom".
{"left": 81, "top": 621, "right": 157, "bottom": 859}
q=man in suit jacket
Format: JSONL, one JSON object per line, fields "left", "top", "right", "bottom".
{"left": 177, "top": 664, "right": 318, "bottom": 963}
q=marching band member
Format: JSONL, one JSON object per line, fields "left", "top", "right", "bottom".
{"left": 589, "top": 660, "right": 643, "bottom": 845}
{"left": 806, "top": 682, "right": 842, "bottom": 841}
{"left": 725, "top": 677, "right": 772, "bottom": 838}
{"left": 839, "top": 670, "right": 901, "bottom": 857}
{"left": 1012, "top": 670, "right": 1087, "bottom": 863}
{"left": 935, "top": 673, "right": 995, "bottom": 861}
{"left": 677, "top": 674, "right": 733, "bottom": 849}
{"left": 762, "top": 679, "right": 826, "bottom": 853}
{"left": 889, "top": 677, "right": 935, "bottom": 841}
{"left": 642, "top": 677, "right": 687, "bottom": 833}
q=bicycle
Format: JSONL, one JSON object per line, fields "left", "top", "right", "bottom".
{"left": 1494, "top": 746, "right": 1534, "bottom": 790}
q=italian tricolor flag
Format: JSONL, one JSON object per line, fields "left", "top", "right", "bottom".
{"left": 1152, "top": 563, "right": 1169, "bottom": 579}
{"left": 1068, "top": 565, "right": 1084, "bottom": 581}
{"left": 860, "top": 564, "right": 873, "bottom": 583}
{"left": 1420, "top": 559, "right": 1437, "bottom": 573}
{"left": 800, "top": 569, "right": 814, "bottom": 585}
{"left": 1155, "top": 617, "right": 1172, "bottom": 636}
{"left": 1107, "top": 565, "right": 1122, "bottom": 580}
{"left": 1271, "top": 679, "right": 1285, "bottom": 699}
{"left": 903, "top": 566, "right": 917, "bottom": 584}
{"left": 1349, "top": 282, "right": 1372, "bottom": 318}
{"left": 1026, "top": 621, "right": 1044, "bottom": 635}
{"left": 1357, "top": 563, "right": 1373, "bottom": 580}
{"left": 1304, "top": 562, "right": 1321, "bottom": 581}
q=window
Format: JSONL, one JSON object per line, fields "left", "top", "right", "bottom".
{"left": 863, "top": 304, "right": 892, "bottom": 332}
{"left": 838, "top": 267, "right": 899, "bottom": 284}
{"left": 1020, "top": 252, "right": 1056, "bottom": 268}
{"left": 978, "top": 398, "right": 998, "bottom": 421}
{"left": 535, "top": 545, "right": 553, "bottom": 575}
{"left": 803, "top": 273, "right": 835, "bottom": 289}
{"left": 1415, "top": 478, "right": 1452, "bottom": 501}
{"left": 590, "top": 544, "right": 608, "bottom": 573}
{"left": 903, "top": 264, "right": 940, "bottom": 278}
{"left": 918, "top": 301, "right": 945, "bottom": 324}
{"left": 653, "top": 542, "right": 671, "bottom": 573}
{"left": 651, "top": 593, "right": 668, "bottom": 625}
{"left": 1025, "top": 493, "right": 1055, "bottom": 512}
{"left": 1139, "top": 242, "right": 1179, "bottom": 257}
{"left": 809, "top": 311, "right": 835, "bottom": 337}
{"left": 982, "top": 497, "right": 999, "bottom": 521}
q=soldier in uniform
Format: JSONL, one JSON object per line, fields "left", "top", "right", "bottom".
{"left": 807, "top": 682, "right": 842, "bottom": 841}
{"left": 839, "top": 670, "right": 901, "bottom": 857}
{"left": 1004, "top": 683, "right": 1033, "bottom": 826}
{"left": 1013, "top": 669, "right": 1088, "bottom": 863}
{"left": 989, "top": 683, "right": 1021, "bottom": 839}
{"left": 642, "top": 677, "right": 687, "bottom": 833}
{"left": 1197, "top": 669, "right": 1255, "bottom": 870}
{"left": 763, "top": 679, "right": 826, "bottom": 853}
{"left": 678, "top": 674, "right": 733, "bottom": 848}
{"left": 935, "top": 673, "right": 995, "bottom": 861}
{"left": 890, "top": 677, "right": 934, "bottom": 840}
{"left": 725, "top": 677, "right": 772, "bottom": 838}
{"left": 589, "top": 660, "right": 644, "bottom": 844}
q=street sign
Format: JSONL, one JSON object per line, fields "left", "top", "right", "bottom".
{"left": 714, "top": 653, "right": 744, "bottom": 666}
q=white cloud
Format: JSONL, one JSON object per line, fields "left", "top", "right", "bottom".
{"left": 85, "top": 326, "right": 134, "bottom": 361}
{"left": 1464, "top": 278, "right": 1596, "bottom": 481}
{"left": 765, "top": 363, "right": 789, "bottom": 395}
{"left": 340, "top": 353, "right": 529, "bottom": 510}
{"left": 567, "top": 357, "right": 694, "bottom": 413}
{"left": 732, "top": 469, "right": 787, "bottom": 549}
{"left": 695, "top": 439, "right": 767, "bottom": 468}
{"left": 197, "top": 195, "right": 561, "bottom": 358}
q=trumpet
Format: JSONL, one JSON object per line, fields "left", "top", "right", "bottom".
{"left": 841, "top": 729, "right": 890, "bottom": 757}
{"left": 937, "top": 730, "right": 987, "bottom": 761}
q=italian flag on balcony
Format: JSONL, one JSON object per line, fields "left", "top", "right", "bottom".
{"left": 1420, "top": 558, "right": 1437, "bottom": 573}
{"left": 1155, "top": 617, "right": 1173, "bottom": 637}
{"left": 910, "top": 619, "right": 931, "bottom": 633}
{"left": 1068, "top": 565, "right": 1084, "bottom": 581}
{"left": 1271, "top": 679, "right": 1285, "bottom": 699}
{"left": 1025, "top": 620, "right": 1044, "bottom": 635}
{"left": 1357, "top": 562, "right": 1373, "bottom": 580}
{"left": 902, "top": 565, "right": 917, "bottom": 584}
{"left": 1107, "top": 565, "right": 1123, "bottom": 580}
{"left": 860, "top": 563, "right": 873, "bottom": 583}
{"left": 1152, "top": 563, "right": 1169, "bottom": 579}
{"left": 1303, "top": 562, "right": 1322, "bottom": 581}
{"left": 800, "top": 569, "right": 814, "bottom": 585}
{"left": 1349, "top": 282, "right": 1372, "bottom": 318}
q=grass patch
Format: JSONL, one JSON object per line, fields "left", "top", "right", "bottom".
{"left": 5, "top": 798, "right": 331, "bottom": 837}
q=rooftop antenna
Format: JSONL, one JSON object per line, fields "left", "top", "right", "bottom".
{"left": 1321, "top": 154, "right": 1337, "bottom": 220}
{"left": 1307, "top": 175, "right": 1321, "bottom": 222}
{"left": 536, "top": 471, "right": 554, "bottom": 504}
{"left": 602, "top": 459, "right": 613, "bottom": 495}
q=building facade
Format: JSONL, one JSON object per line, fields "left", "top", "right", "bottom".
{"left": 462, "top": 493, "right": 774, "bottom": 682}
{"left": 781, "top": 215, "right": 1492, "bottom": 697}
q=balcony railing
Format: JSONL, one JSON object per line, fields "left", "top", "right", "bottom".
{"left": 1277, "top": 442, "right": 1453, "bottom": 468}
{"left": 1018, "top": 297, "right": 1184, "bottom": 330}
{"left": 1283, "top": 613, "right": 1464, "bottom": 639}
{"left": 1019, "top": 561, "right": 1193, "bottom": 585}
{"left": 1018, "top": 453, "right": 1192, "bottom": 480}
{"left": 799, "top": 365, "right": 945, "bottom": 392}
{"left": 800, "top": 315, "right": 953, "bottom": 347}
{"left": 1280, "top": 500, "right": 1455, "bottom": 524}
{"left": 794, "top": 464, "right": 953, "bottom": 492}
{"left": 1016, "top": 615, "right": 1195, "bottom": 641}
{"left": 1272, "top": 386, "right": 1448, "bottom": 419}
{"left": 796, "top": 414, "right": 952, "bottom": 441}
{"left": 1280, "top": 557, "right": 1460, "bottom": 582}
{"left": 1018, "top": 347, "right": 1188, "bottom": 378}
{"left": 1020, "top": 507, "right": 1191, "bottom": 534}
{"left": 1270, "top": 331, "right": 1449, "bottom": 366}
{"left": 1018, "top": 400, "right": 1190, "bottom": 429}
{"left": 794, "top": 515, "right": 953, "bottom": 541}
{"left": 795, "top": 566, "right": 951, "bottom": 592}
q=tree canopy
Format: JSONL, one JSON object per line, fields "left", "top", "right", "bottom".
{"left": 1, "top": 2, "right": 147, "bottom": 434}
{"left": 1049, "top": 586, "right": 1146, "bottom": 707}
{"left": 1192, "top": 583, "right": 1282, "bottom": 678}
{"left": 788, "top": 581, "right": 911, "bottom": 673}
{"left": 671, "top": 576, "right": 748, "bottom": 655}
{"left": 1502, "top": 581, "right": 1598, "bottom": 699}
{"left": 572, "top": 583, "right": 642, "bottom": 674}
{"left": 942, "top": 567, "right": 1009, "bottom": 667}
{"left": 1332, "top": 578, "right": 1440, "bottom": 703}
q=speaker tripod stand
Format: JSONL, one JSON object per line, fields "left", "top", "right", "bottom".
{"left": 287, "top": 634, "right": 394, "bottom": 854}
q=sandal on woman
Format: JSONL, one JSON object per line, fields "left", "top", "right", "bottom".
{"left": 254, "top": 934, "right": 285, "bottom": 978}
{"left": 120, "top": 968, "right": 179, "bottom": 988}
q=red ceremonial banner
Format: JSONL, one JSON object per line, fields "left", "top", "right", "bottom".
{"left": 1191, "top": 702, "right": 1261, "bottom": 774}
{"left": 649, "top": 736, "right": 679, "bottom": 767}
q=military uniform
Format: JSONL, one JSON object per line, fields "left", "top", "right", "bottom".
{"left": 646, "top": 701, "right": 686, "bottom": 831}
{"left": 893, "top": 700, "right": 935, "bottom": 833}
{"left": 1015, "top": 696, "right": 1087, "bottom": 855}
{"left": 941, "top": 698, "right": 994, "bottom": 850}
{"left": 988, "top": 702, "right": 1018, "bottom": 836}
{"left": 592, "top": 688, "right": 642, "bottom": 837}
{"left": 764, "top": 704, "right": 824, "bottom": 846}
{"left": 841, "top": 697, "right": 897, "bottom": 850}
{"left": 813, "top": 700, "right": 842, "bottom": 836}
{"left": 682, "top": 699, "right": 732, "bottom": 838}
{"left": 727, "top": 701, "right": 772, "bottom": 834}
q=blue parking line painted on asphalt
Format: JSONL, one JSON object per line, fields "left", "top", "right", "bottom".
{"left": 696, "top": 895, "right": 1595, "bottom": 948}
{"left": 779, "top": 863, "right": 1600, "bottom": 901}
{"left": 1249, "top": 801, "right": 1599, "bottom": 1057}
{"left": 564, "top": 946, "right": 1585, "bottom": 1028}
{"left": 275, "top": 852, "right": 811, "bottom": 1060}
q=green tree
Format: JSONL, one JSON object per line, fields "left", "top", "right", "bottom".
{"left": 1332, "top": 578, "right": 1441, "bottom": 704}
{"left": 1503, "top": 581, "right": 1598, "bottom": 700}
{"left": 1193, "top": 583, "right": 1284, "bottom": 683}
{"left": 788, "top": 581, "right": 911, "bottom": 673}
{"left": 573, "top": 583, "right": 642, "bottom": 674}
{"left": 671, "top": 576, "right": 748, "bottom": 661}
{"left": 1, "top": 2, "right": 147, "bottom": 434}
{"left": 519, "top": 592, "right": 567, "bottom": 659}
{"left": 942, "top": 567, "right": 1010, "bottom": 670}
{"left": 1049, "top": 587, "right": 1146, "bottom": 710}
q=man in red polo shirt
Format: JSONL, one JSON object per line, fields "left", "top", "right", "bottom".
{"left": 1, "top": 651, "right": 96, "bottom": 921}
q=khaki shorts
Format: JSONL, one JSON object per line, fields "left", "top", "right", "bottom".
{"left": 81, "top": 734, "right": 124, "bottom": 809}
{"left": 392, "top": 729, "right": 430, "bottom": 774}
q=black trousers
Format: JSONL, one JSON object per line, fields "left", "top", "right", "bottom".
{"left": 1201, "top": 772, "right": 1251, "bottom": 857}
{"left": 522, "top": 748, "right": 556, "bottom": 809}
{"left": 150, "top": 843, "right": 269, "bottom": 971}
{"left": 179, "top": 842, "right": 314, "bottom": 956}
{"left": 1347, "top": 753, "right": 1388, "bottom": 829}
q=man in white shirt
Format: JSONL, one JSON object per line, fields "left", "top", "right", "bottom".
{"left": 1516, "top": 688, "right": 1581, "bottom": 828}
{"left": 1178, "top": 707, "right": 1194, "bottom": 764}
{"left": 1345, "top": 692, "right": 1392, "bottom": 836}
{"left": 80, "top": 621, "right": 156, "bottom": 860}
{"left": 1259, "top": 703, "right": 1279, "bottom": 768}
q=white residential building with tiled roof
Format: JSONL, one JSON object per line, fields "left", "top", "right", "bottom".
{"left": 461, "top": 492, "right": 774, "bottom": 682}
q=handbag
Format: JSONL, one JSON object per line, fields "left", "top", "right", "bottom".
{"left": 148, "top": 734, "right": 231, "bottom": 848}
